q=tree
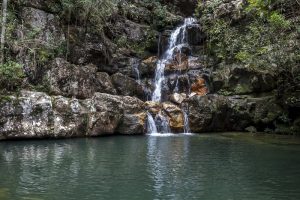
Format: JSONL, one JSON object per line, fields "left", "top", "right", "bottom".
{"left": 0, "top": 0, "right": 8, "bottom": 64}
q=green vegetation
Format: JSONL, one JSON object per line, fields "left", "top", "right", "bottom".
{"left": 196, "top": 0, "right": 300, "bottom": 98}
{"left": 197, "top": 0, "right": 299, "bottom": 68}
{"left": 60, "top": 0, "right": 118, "bottom": 32}
{"left": 0, "top": 61, "right": 24, "bottom": 92}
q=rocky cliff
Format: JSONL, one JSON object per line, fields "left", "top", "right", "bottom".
{"left": 0, "top": 0, "right": 299, "bottom": 139}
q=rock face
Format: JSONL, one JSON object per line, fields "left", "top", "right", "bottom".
{"left": 46, "top": 58, "right": 117, "bottom": 99}
{"left": 211, "top": 65, "right": 276, "bottom": 95}
{"left": 187, "top": 95, "right": 284, "bottom": 133}
{"left": 1, "top": 0, "right": 298, "bottom": 139}
{"left": 162, "top": 102, "right": 184, "bottom": 132}
{"left": 0, "top": 91, "right": 146, "bottom": 139}
{"left": 162, "top": 0, "right": 198, "bottom": 16}
{"left": 111, "top": 73, "right": 144, "bottom": 99}
{"left": 191, "top": 78, "right": 208, "bottom": 96}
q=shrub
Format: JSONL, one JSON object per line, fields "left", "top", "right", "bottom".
{"left": 0, "top": 61, "right": 24, "bottom": 91}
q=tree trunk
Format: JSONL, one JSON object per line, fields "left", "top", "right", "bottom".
{"left": 1, "top": 0, "right": 8, "bottom": 65}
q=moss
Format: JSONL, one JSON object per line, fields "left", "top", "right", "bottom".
{"left": 217, "top": 89, "right": 232, "bottom": 96}
{"left": 0, "top": 95, "right": 12, "bottom": 105}
{"left": 234, "top": 84, "right": 251, "bottom": 94}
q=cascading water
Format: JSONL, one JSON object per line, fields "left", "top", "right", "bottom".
{"left": 131, "top": 58, "right": 141, "bottom": 84}
{"left": 147, "top": 112, "right": 158, "bottom": 134}
{"left": 151, "top": 18, "right": 196, "bottom": 102}
{"left": 155, "top": 113, "right": 171, "bottom": 133}
{"left": 147, "top": 17, "right": 197, "bottom": 135}
{"left": 183, "top": 109, "right": 191, "bottom": 134}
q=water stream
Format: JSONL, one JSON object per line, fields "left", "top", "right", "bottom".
{"left": 147, "top": 112, "right": 158, "bottom": 134}
{"left": 152, "top": 18, "right": 196, "bottom": 102}
{"left": 147, "top": 18, "right": 197, "bottom": 134}
{"left": 131, "top": 58, "right": 141, "bottom": 84}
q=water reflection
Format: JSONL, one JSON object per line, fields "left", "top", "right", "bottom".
{"left": 146, "top": 135, "right": 205, "bottom": 199}
{"left": 0, "top": 135, "right": 300, "bottom": 200}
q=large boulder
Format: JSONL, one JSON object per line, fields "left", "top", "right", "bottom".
{"left": 0, "top": 91, "right": 146, "bottom": 140}
{"left": 0, "top": 91, "right": 55, "bottom": 139}
{"left": 212, "top": 65, "right": 276, "bottom": 94}
{"left": 162, "top": 102, "right": 184, "bottom": 132}
{"left": 67, "top": 25, "right": 114, "bottom": 67}
{"left": 187, "top": 94, "right": 284, "bottom": 133}
{"left": 12, "top": 7, "right": 65, "bottom": 81}
{"left": 117, "top": 113, "right": 147, "bottom": 134}
{"left": 46, "top": 58, "right": 116, "bottom": 99}
{"left": 85, "top": 93, "right": 145, "bottom": 136}
{"left": 111, "top": 73, "right": 144, "bottom": 99}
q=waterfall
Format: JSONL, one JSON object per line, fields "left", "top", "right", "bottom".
{"left": 132, "top": 58, "right": 141, "bottom": 84}
{"left": 147, "top": 17, "right": 197, "bottom": 135}
{"left": 151, "top": 17, "right": 196, "bottom": 102}
{"left": 183, "top": 111, "right": 191, "bottom": 134}
{"left": 147, "top": 112, "right": 158, "bottom": 134}
{"left": 155, "top": 114, "right": 171, "bottom": 133}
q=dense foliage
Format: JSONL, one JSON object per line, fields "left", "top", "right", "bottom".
{"left": 196, "top": 0, "right": 300, "bottom": 97}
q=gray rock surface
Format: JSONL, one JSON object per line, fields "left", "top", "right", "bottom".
{"left": 0, "top": 91, "right": 146, "bottom": 140}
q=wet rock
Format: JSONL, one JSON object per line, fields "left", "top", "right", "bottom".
{"left": 117, "top": 113, "right": 146, "bottom": 135}
{"left": 142, "top": 56, "right": 158, "bottom": 65}
{"left": 162, "top": 102, "right": 184, "bottom": 132}
{"left": 170, "top": 93, "right": 187, "bottom": 104}
{"left": 164, "top": 74, "right": 190, "bottom": 95}
{"left": 145, "top": 101, "right": 161, "bottom": 115}
{"left": 138, "top": 56, "right": 158, "bottom": 78}
{"left": 86, "top": 93, "right": 145, "bottom": 135}
{"left": 165, "top": 52, "right": 189, "bottom": 73}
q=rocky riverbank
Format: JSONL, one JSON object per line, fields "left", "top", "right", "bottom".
{"left": 0, "top": 0, "right": 299, "bottom": 139}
